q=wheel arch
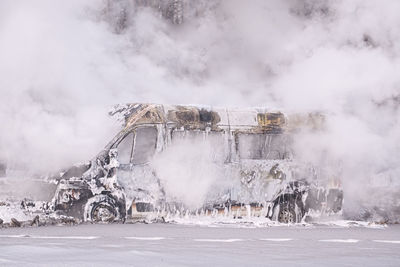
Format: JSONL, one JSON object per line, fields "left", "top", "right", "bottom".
{"left": 84, "top": 193, "right": 127, "bottom": 223}
{"left": 270, "top": 193, "right": 305, "bottom": 223}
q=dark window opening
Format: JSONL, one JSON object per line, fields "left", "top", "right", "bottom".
{"left": 237, "top": 133, "right": 290, "bottom": 160}
{"left": 132, "top": 127, "right": 158, "bottom": 165}
{"left": 117, "top": 132, "right": 134, "bottom": 164}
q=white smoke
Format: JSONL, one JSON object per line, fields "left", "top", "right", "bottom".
{"left": 152, "top": 137, "right": 227, "bottom": 209}
{"left": 1, "top": 0, "right": 400, "bottom": 220}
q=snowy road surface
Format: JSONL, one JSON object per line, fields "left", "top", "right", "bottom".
{"left": 0, "top": 223, "right": 399, "bottom": 266}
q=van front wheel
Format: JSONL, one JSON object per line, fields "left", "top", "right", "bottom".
{"left": 84, "top": 195, "right": 123, "bottom": 223}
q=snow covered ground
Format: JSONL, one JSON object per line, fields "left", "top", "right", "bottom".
{"left": 0, "top": 223, "right": 399, "bottom": 266}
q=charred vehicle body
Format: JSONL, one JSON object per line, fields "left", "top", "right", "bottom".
{"left": 45, "top": 104, "right": 343, "bottom": 224}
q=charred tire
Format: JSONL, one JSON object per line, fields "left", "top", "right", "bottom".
{"left": 84, "top": 195, "right": 125, "bottom": 223}
{"left": 273, "top": 195, "right": 304, "bottom": 223}
{"left": 277, "top": 202, "right": 296, "bottom": 223}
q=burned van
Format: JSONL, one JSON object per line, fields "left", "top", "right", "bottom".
{"left": 50, "top": 103, "right": 343, "bottom": 223}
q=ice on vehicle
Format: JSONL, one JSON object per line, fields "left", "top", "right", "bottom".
{"left": 9, "top": 103, "right": 341, "bottom": 225}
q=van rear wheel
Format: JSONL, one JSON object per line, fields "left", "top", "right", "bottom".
{"left": 278, "top": 205, "right": 296, "bottom": 223}
{"left": 273, "top": 197, "right": 304, "bottom": 223}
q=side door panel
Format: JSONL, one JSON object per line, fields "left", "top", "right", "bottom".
{"left": 116, "top": 126, "right": 163, "bottom": 213}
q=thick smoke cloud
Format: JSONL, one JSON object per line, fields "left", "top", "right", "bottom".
{"left": 152, "top": 137, "right": 227, "bottom": 209}
{"left": 1, "top": 0, "right": 399, "bottom": 220}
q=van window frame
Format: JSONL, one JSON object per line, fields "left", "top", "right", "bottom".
{"left": 235, "top": 132, "right": 290, "bottom": 161}
{"left": 131, "top": 125, "right": 158, "bottom": 165}
{"left": 115, "top": 131, "right": 134, "bottom": 165}
{"left": 113, "top": 124, "right": 159, "bottom": 165}
{"left": 170, "top": 128, "right": 229, "bottom": 163}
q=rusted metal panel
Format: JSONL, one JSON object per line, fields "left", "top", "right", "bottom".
{"left": 166, "top": 106, "right": 221, "bottom": 130}
{"left": 256, "top": 112, "right": 286, "bottom": 133}
{"left": 110, "top": 104, "right": 325, "bottom": 134}
{"left": 257, "top": 112, "right": 285, "bottom": 127}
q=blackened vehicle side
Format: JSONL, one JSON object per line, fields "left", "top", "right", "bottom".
{"left": 51, "top": 103, "right": 343, "bottom": 223}
{"left": 52, "top": 153, "right": 127, "bottom": 222}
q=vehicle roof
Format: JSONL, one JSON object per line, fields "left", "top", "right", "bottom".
{"left": 109, "top": 103, "right": 324, "bottom": 134}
